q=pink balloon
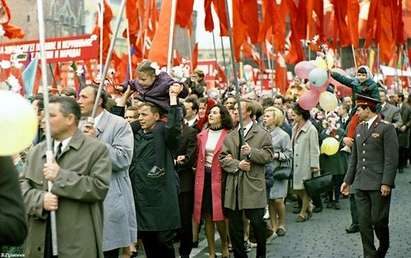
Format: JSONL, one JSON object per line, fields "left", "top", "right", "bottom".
{"left": 298, "top": 90, "right": 320, "bottom": 110}
{"left": 295, "top": 61, "right": 316, "bottom": 80}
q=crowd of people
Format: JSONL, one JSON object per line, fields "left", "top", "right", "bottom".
{"left": 0, "top": 60, "right": 406, "bottom": 258}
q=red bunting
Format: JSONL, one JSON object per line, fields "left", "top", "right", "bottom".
{"left": 204, "top": 0, "right": 214, "bottom": 32}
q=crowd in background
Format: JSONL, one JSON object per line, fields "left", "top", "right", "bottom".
{"left": 1, "top": 60, "right": 408, "bottom": 258}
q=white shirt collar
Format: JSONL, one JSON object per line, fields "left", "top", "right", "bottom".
{"left": 185, "top": 117, "right": 197, "bottom": 127}
{"left": 54, "top": 137, "right": 72, "bottom": 154}
{"left": 239, "top": 120, "right": 254, "bottom": 136}
{"left": 367, "top": 115, "right": 378, "bottom": 129}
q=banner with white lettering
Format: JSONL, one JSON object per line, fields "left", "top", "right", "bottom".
{"left": 0, "top": 34, "right": 99, "bottom": 64}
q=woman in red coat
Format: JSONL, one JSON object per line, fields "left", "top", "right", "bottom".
{"left": 193, "top": 104, "right": 233, "bottom": 258}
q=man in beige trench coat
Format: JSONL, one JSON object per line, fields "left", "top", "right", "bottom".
{"left": 20, "top": 96, "right": 112, "bottom": 258}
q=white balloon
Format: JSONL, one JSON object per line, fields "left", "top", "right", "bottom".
{"left": 319, "top": 91, "right": 338, "bottom": 112}
{"left": 0, "top": 91, "right": 38, "bottom": 155}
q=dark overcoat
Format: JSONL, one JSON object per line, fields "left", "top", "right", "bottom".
{"left": 130, "top": 105, "right": 182, "bottom": 231}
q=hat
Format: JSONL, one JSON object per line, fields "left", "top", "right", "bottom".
{"left": 356, "top": 94, "right": 380, "bottom": 111}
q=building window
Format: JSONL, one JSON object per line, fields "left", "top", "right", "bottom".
{"left": 27, "top": 15, "right": 30, "bottom": 22}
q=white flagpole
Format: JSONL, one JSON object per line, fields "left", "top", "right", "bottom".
{"left": 99, "top": 0, "right": 104, "bottom": 79}
{"left": 126, "top": 22, "right": 133, "bottom": 80}
{"left": 36, "top": 0, "right": 58, "bottom": 255}
{"left": 167, "top": 0, "right": 178, "bottom": 72}
{"left": 91, "top": 0, "right": 126, "bottom": 119}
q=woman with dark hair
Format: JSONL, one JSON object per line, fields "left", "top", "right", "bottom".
{"left": 193, "top": 104, "right": 233, "bottom": 258}
{"left": 291, "top": 103, "right": 320, "bottom": 222}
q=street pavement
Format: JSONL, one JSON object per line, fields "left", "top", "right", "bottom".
{"left": 189, "top": 167, "right": 411, "bottom": 258}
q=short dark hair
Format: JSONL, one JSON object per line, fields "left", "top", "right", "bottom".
{"left": 61, "top": 88, "right": 76, "bottom": 97}
{"left": 209, "top": 104, "right": 233, "bottom": 130}
{"left": 184, "top": 96, "right": 199, "bottom": 112}
{"left": 140, "top": 101, "right": 161, "bottom": 115}
{"left": 50, "top": 96, "right": 81, "bottom": 125}
{"left": 86, "top": 85, "right": 108, "bottom": 109}
{"left": 292, "top": 102, "right": 311, "bottom": 121}
{"left": 261, "top": 97, "right": 274, "bottom": 109}
{"left": 357, "top": 67, "right": 367, "bottom": 74}
{"left": 274, "top": 95, "right": 284, "bottom": 103}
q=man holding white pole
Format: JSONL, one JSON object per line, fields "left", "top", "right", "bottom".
{"left": 20, "top": 96, "right": 112, "bottom": 258}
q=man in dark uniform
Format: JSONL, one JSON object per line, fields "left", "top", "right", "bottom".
{"left": 341, "top": 95, "right": 399, "bottom": 258}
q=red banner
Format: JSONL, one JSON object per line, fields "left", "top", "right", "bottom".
{"left": 0, "top": 34, "right": 99, "bottom": 64}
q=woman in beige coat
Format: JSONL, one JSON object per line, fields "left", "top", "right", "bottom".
{"left": 291, "top": 103, "right": 320, "bottom": 222}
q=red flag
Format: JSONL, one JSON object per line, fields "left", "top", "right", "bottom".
{"left": 216, "top": 63, "right": 227, "bottom": 83}
{"left": 395, "top": 0, "right": 405, "bottom": 45}
{"left": 51, "top": 64, "right": 60, "bottom": 89}
{"left": 275, "top": 54, "right": 288, "bottom": 94}
{"left": 176, "top": 0, "right": 194, "bottom": 28}
{"left": 0, "top": 0, "right": 24, "bottom": 39}
{"left": 347, "top": 0, "right": 360, "bottom": 48}
{"left": 232, "top": 0, "right": 247, "bottom": 61}
{"left": 364, "top": 0, "right": 378, "bottom": 48}
{"left": 258, "top": 0, "right": 274, "bottom": 42}
{"left": 212, "top": 0, "right": 228, "bottom": 36}
{"left": 204, "top": 0, "right": 213, "bottom": 32}
{"left": 148, "top": 0, "right": 172, "bottom": 66}
{"left": 122, "top": 0, "right": 139, "bottom": 46}
{"left": 242, "top": 41, "right": 260, "bottom": 67}
{"left": 173, "top": 50, "right": 182, "bottom": 66}
{"left": 272, "top": 0, "right": 288, "bottom": 52}
{"left": 240, "top": 0, "right": 259, "bottom": 43}
{"left": 332, "top": 0, "right": 351, "bottom": 47}
{"left": 285, "top": 0, "right": 305, "bottom": 64}
{"left": 92, "top": 0, "right": 113, "bottom": 63}
{"left": 192, "top": 42, "right": 198, "bottom": 70}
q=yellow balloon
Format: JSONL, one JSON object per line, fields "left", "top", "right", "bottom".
{"left": 321, "top": 137, "right": 340, "bottom": 156}
{"left": 0, "top": 91, "right": 38, "bottom": 156}
{"left": 319, "top": 91, "right": 338, "bottom": 112}
{"left": 314, "top": 57, "right": 328, "bottom": 70}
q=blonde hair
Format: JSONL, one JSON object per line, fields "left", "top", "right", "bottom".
{"left": 264, "top": 106, "right": 284, "bottom": 127}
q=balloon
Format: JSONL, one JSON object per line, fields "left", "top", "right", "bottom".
{"left": 321, "top": 137, "right": 340, "bottom": 156}
{"left": 295, "top": 61, "right": 316, "bottom": 79}
{"left": 314, "top": 57, "right": 328, "bottom": 70}
{"left": 298, "top": 90, "right": 320, "bottom": 111}
{"left": 319, "top": 91, "right": 338, "bottom": 112}
{"left": 311, "top": 81, "right": 329, "bottom": 93}
{"left": 309, "top": 68, "right": 328, "bottom": 87}
{"left": 0, "top": 91, "right": 38, "bottom": 155}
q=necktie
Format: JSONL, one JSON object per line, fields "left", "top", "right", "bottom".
{"left": 55, "top": 142, "right": 63, "bottom": 160}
